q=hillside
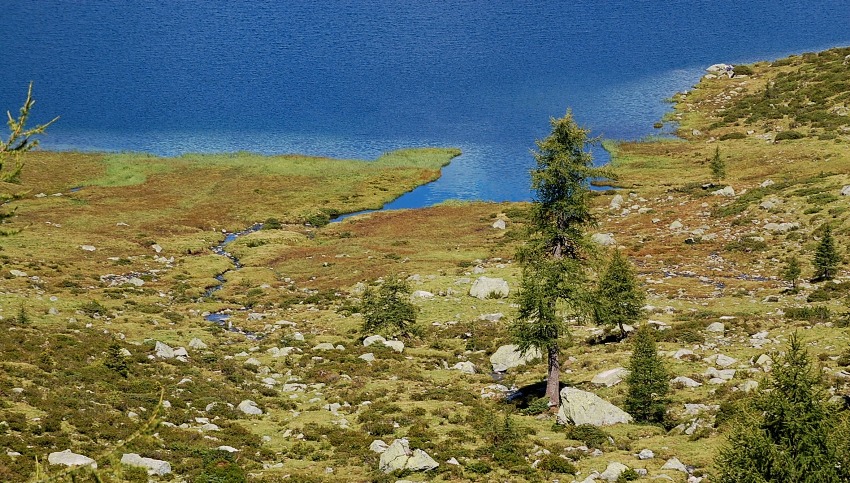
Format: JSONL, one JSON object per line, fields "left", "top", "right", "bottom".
{"left": 2, "top": 48, "right": 850, "bottom": 482}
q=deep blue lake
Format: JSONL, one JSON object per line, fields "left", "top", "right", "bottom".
{"left": 3, "top": 1, "right": 849, "bottom": 207}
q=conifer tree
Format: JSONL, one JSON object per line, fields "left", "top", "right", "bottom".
{"left": 594, "top": 250, "right": 645, "bottom": 338}
{"left": 710, "top": 145, "right": 725, "bottom": 181}
{"left": 512, "top": 111, "right": 610, "bottom": 407}
{"left": 782, "top": 255, "right": 801, "bottom": 291}
{"left": 360, "top": 275, "right": 417, "bottom": 337}
{"left": 624, "top": 325, "right": 669, "bottom": 423}
{"left": 1, "top": 82, "right": 58, "bottom": 228}
{"left": 813, "top": 225, "right": 840, "bottom": 281}
{"left": 715, "top": 333, "right": 850, "bottom": 482}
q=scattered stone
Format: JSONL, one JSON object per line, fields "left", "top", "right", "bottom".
{"left": 48, "top": 450, "right": 97, "bottom": 469}
{"left": 120, "top": 453, "right": 171, "bottom": 476}
{"left": 479, "top": 312, "right": 504, "bottom": 322}
{"left": 378, "top": 438, "right": 439, "bottom": 473}
{"left": 669, "top": 220, "right": 683, "bottom": 230}
{"left": 446, "top": 457, "right": 460, "bottom": 465}
{"left": 369, "top": 439, "right": 388, "bottom": 453}
{"left": 764, "top": 222, "right": 799, "bottom": 233}
{"left": 705, "top": 353, "right": 737, "bottom": 368}
{"left": 244, "top": 357, "right": 261, "bottom": 367}
{"left": 237, "top": 400, "right": 263, "bottom": 416}
{"left": 217, "top": 446, "right": 239, "bottom": 453}
{"left": 609, "top": 194, "right": 624, "bottom": 209}
{"left": 591, "top": 233, "right": 616, "bottom": 246}
{"left": 451, "top": 361, "right": 476, "bottom": 374}
{"left": 712, "top": 186, "right": 735, "bottom": 197}
{"left": 671, "top": 376, "right": 702, "bottom": 388}
{"left": 188, "top": 338, "right": 208, "bottom": 350}
{"left": 492, "top": 219, "right": 506, "bottom": 230}
{"left": 600, "top": 461, "right": 630, "bottom": 482}
{"left": 591, "top": 367, "right": 629, "bottom": 387}
{"left": 80, "top": 245, "right": 96, "bottom": 252}
{"left": 672, "top": 349, "right": 698, "bottom": 361}
{"left": 411, "top": 290, "right": 434, "bottom": 299}
{"left": 661, "top": 457, "right": 688, "bottom": 473}
{"left": 151, "top": 244, "right": 163, "bottom": 253}
{"left": 490, "top": 344, "right": 541, "bottom": 372}
{"left": 313, "top": 343, "right": 336, "bottom": 351}
{"left": 10, "top": 269, "right": 28, "bottom": 277}
{"left": 737, "top": 380, "right": 759, "bottom": 393}
{"left": 760, "top": 179, "right": 775, "bottom": 188}
{"left": 557, "top": 387, "right": 633, "bottom": 426}
{"left": 841, "top": 185, "right": 850, "bottom": 196}
{"left": 704, "top": 367, "right": 736, "bottom": 381}
{"left": 469, "top": 276, "right": 509, "bottom": 299}
{"left": 359, "top": 353, "right": 376, "bottom": 362}
{"left": 637, "top": 449, "right": 655, "bottom": 460}
{"left": 383, "top": 340, "right": 404, "bottom": 353}
{"left": 755, "top": 354, "right": 773, "bottom": 369}
{"left": 705, "top": 322, "right": 725, "bottom": 334}
{"left": 154, "top": 341, "right": 175, "bottom": 359}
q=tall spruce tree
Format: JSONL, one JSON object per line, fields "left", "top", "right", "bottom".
{"left": 715, "top": 333, "right": 850, "bottom": 482}
{"left": 624, "top": 325, "right": 669, "bottom": 423}
{"left": 511, "top": 111, "right": 609, "bottom": 407}
{"left": 360, "top": 276, "right": 417, "bottom": 337}
{"left": 594, "top": 250, "right": 645, "bottom": 338}
{"left": 813, "top": 224, "right": 840, "bottom": 281}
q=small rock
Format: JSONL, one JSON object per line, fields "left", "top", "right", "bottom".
{"left": 591, "top": 367, "right": 629, "bottom": 387}
{"left": 188, "top": 338, "right": 208, "bottom": 349}
{"left": 469, "top": 276, "right": 509, "bottom": 299}
{"left": 737, "top": 380, "right": 759, "bottom": 393}
{"left": 669, "top": 220, "right": 683, "bottom": 230}
{"left": 451, "top": 361, "right": 476, "bottom": 374}
{"left": 600, "top": 461, "right": 629, "bottom": 482}
{"left": 711, "top": 186, "right": 735, "bottom": 197}
{"left": 492, "top": 219, "right": 506, "bottom": 230}
{"left": 661, "top": 457, "right": 688, "bottom": 473}
{"left": 48, "top": 450, "right": 97, "bottom": 469}
{"left": 411, "top": 290, "right": 434, "bottom": 299}
{"left": 9, "top": 269, "right": 28, "bottom": 277}
{"left": 313, "top": 342, "right": 336, "bottom": 351}
{"left": 370, "top": 439, "right": 389, "bottom": 453}
{"left": 671, "top": 376, "right": 702, "bottom": 388}
{"left": 80, "top": 245, "right": 96, "bottom": 252}
{"left": 154, "top": 341, "right": 175, "bottom": 359}
{"left": 841, "top": 185, "right": 850, "bottom": 196}
{"left": 359, "top": 353, "right": 376, "bottom": 362}
{"left": 592, "top": 233, "right": 616, "bottom": 246}
{"left": 237, "top": 400, "right": 263, "bottom": 416}
{"left": 706, "top": 322, "right": 725, "bottom": 334}
{"left": 151, "top": 244, "right": 163, "bottom": 253}
{"left": 637, "top": 449, "right": 655, "bottom": 460}
{"left": 120, "top": 453, "right": 171, "bottom": 476}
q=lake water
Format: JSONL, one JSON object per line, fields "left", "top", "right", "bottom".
{"left": 3, "top": 1, "right": 849, "bottom": 207}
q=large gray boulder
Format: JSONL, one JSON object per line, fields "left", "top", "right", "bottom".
{"left": 591, "top": 233, "right": 616, "bottom": 246}
{"left": 591, "top": 367, "right": 629, "bottom": 387}
{"left": 556, "top": 387, "right": 633, "bottom": 426}
{"left": 490, "top": 344, "right": 540, "bottom": 372}
{"left": 469, "top": 277, "right": 509, "bottom": 299}
{"left": 120, "top": 453, "right": 171, "bottom": 476}
{"left": 600, "top": 461, "right": 630, "bottom": 482}
{"left": 378, "top": 438, "right": 439, "bottom": 473}
{"left": 237, "top": 399, "right": 263, "bottom": 416}
{"left": 48, "top": 449, "right": 97, "bottom": 469}
{"left": 154, "top": 341, "right": 175, "bottom": 359}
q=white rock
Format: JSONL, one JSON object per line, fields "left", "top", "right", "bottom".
{"left": 378, "top": 438, "right": 438, "bottom": 473}
{"left": 363, "top": 335, "right": 387, "bottom": 347}
{"left": 600, "top": 461, "right": 629, "bottom": 482}
{"left": 173, "top": 347, "right": 188, "bottom": 358}
{"left": 313, "top": 342, "right": 336, "bottom": 351}
{"left": 669, "top": 220, "right": 683, "bottom": 230}
{"left": 712, "top": 186, "right": 735, "bottom": 197}
{"left": 80, "top": 245, "right": 96, "bottom": 252}
{"left": 151, "top": 244, "right": 163, "bottom": 253}
{"left": 359, "top": 353, "right": 376, "bottom": 362}
{"left": 672, "top": 349, "right": 698, "bottom": 361}
{"left": 469, "top": 276, "right": 509, "bottom": 299}
{"left": 764, "top": 222, "right": 799, "bottom": 233}
{"left": 446, "top": 457, "right": 460, "bottom": 465}
{"left": 120, "top": 453, "right": 171, "bottom": 476}
{"left": 492, "top": 219, "right": 506, "bottom": 230}
{"left": 217, "top": 446, "right": 239, "bottom": 453}
{"left": 10, "top": 269, "right": 28, "bottom": 277}
{"left": 841, "top": 185, "right": 850, "bottom": 196}
{"left": 609, "top": 194, "right": 624, "bottom": 209}
{"left": 383, "top": 340, "right": 404, "bottom": 353}
{"left": 188, "top": 338, "right": 208, "bottom": 349}
{"left": 370, "top": 439, "right": 389, "bottom": 453}
{"left": 637, "top": 449, "right": 655, "bottom": 460}
{"left": 661, "top": 457, "right": 688, "bottom": 473}
{"left": 704, "top": 353, "right": 736, "bottom": 368}
{"left": 591, "top": 367, "right": 629, "bottom": 387}
{"left": 592, "top": 233, "right": 616, "bottom": 246}
{"left": 411, "top": 290, "right": 434, "bottom": 299}
{"left": 478, "top": 312, "right": 504, "bottom": 322}
{"left": 760, "top": 179, "right": 775, "bottom": 188}
{"left": 48, "top": 450, "right": 97, "bottom": 469}
{"left": 671, "top": 376, "right": 702, "bottom": 388}
{"left": 451, "top": 361, "right": 476, "bottom": 374}
{"left": 706, "top": 322, "right": 725, "bottom": 334}
{"left": 737, "top": 380, "right": 759, "bottom": 393}
{"left": 237, "top": 400, "right": 263, "bottom": 416}
{"left": 154, "top": 341, "right": 175, "bottom": 359}
{"left": 557, "top": 387, "right": 633, "bottom": 426}
{"left": 490, "top": 344, "right": 540, "bottom": 372}
{"left": 244, "top": 357, "right": 261, "bottom": 366}
{"left": 293, "top": 332, "right": 305, "bottom": 341}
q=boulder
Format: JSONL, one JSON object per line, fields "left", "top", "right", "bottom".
{"left": 842, "top": 185, "right": 850, "bottom": 196}
{"left": 671, "top": 376, "right": 702, "bottom": 388}
{"left": 591, "top": 233, "right": 616, "bottom": 246}
{"left": 80, "top": 245, "right": 96, "bottom": 251}
{"left": 411, "top": 290, "right": 434, "bottom": 299}
{"left": 609, "top": 194, "right": 624, "bottom": 209}
{"left": 451, "top": 361, "right": 476, "bottom": 374}
{"left": 662, "top": 457, "right": 688, "bottom": 473}
{"left": 48, "top": 450, "right": 97, "bottom": 469}
{"left": 764, "top": 222, "right": 798, "bottom": 233}
{"left": 705, "top": 322, "right": 725, "bottom": 334}
{"left": 707, "top": 63, "right": 732, "bottom": 73}
{"left": 370, "top": 439, "right": 389, "bottom": 453}
{"left": 120, "top": 453, "right": 171, "bottom": 476}
{"left": 492, "top": 219, "right": 506, "bottom": 230}
{"left": 490, "top": 344, "right": 540, "bottom": 372}
{"left": 672, "top": 349, "right": 699, "bottom": 361}
{"left": 237, "top": 400, "right": 263, "bottom": 416}
{"left": 383, "top": 340, "right": 404, "bottom": 353}
{"left": 363, "top": 335, "right": 387, "bottom": 347}
{"left": 704, "top": 353, "right": 736, "bottom": 368}
{"left": 712, "top": 186, "right": 735, "bottom": 197}
{"left": 188, "top": 338, "right": 208, "bottom": 349}
{"left": 359, "top": 353, "right": 376, "bottom": 362}
{"left": 600, "top": 461, "right": 630, "bottom": 482}
{"left": 557, "top": 387, "right": 633, "bottom": 426}
{"left": 669, "top": 220, "right": 683, "bottom": 230}
{"left": 760, "top": 179, "right": 775, "bottom": 188}
{"left": 469, "top": 277, "right": 509, "bottom": 299}
{"left": 313, "top": 342, "right": 336, "bottom": 351}
{"left": 154, "top": 341, "right": 175, "bottom": 359}
{"left": 378, "top": 439, "right": 438, "bottom": 473}
{"left": 738, "top": 380, "right": 759, "bottom": 393}
{"left": 10, "top": 269, "right": 28, "bottom": 277}
{"left": 637, "top": 449, "right": 655, "bottom": 460}
{"left": 591, "top": 367, "right": 629, "bottom": 387}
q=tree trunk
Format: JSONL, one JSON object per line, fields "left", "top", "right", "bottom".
{"left": 546, "top": 345, "right": 561, "bottom": 408}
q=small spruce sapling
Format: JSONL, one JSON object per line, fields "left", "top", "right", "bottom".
{"left": 360, "top": 275, "right": 417, "bottom": 337}
{"left": 813, "top": 224, "right": 840, "bottom": 281}
{"left": 594, "top": 250, "right": 645, "bottom": 339}
{"left": 624, "top": 325, "right": 669, "bottom": 423}
{"left": 782, "top": 255, "right": 801, "bottom": 291}
{"left": 709, "top": 145, "right": 725, "bottom": 181}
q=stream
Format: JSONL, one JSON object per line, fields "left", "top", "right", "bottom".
{"left": 202, "top": 223, "right": 263, "bottom": 339}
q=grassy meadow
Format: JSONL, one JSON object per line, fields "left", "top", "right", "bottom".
{"left": 1, "top": 48, "right": 850, "bottom": 482}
